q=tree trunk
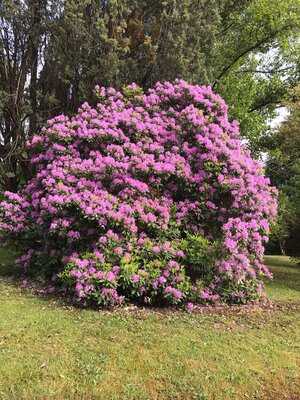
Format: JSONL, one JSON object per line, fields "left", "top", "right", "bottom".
{"left": 28, "top": 0, "right": 44, "bottom": 135}
{"left": 279, "top": 239, "right": 286, "bottom": 256}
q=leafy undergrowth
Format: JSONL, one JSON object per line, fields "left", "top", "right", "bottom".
{"left": 0, "top": 250, "right": 299, "bottom": 400}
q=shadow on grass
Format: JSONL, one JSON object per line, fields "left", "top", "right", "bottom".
{"left": 0, "top": 246, "right": 20, "bottom": 277}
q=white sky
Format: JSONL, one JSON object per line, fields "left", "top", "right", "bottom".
{"left": 270, "top": 107, "right": 289, "bottom": 128}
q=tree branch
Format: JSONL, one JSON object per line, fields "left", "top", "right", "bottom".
{"left": 249, "top": 100, "right": 282, "bottom": 113}
{"left": 237, "top": 66, "right": 294, "bottom": 75}
{"left": 212, "top": 25, "right": 293, "bottom": 88}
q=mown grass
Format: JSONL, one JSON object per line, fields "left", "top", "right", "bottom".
{"left": 0, "top": 249, "right": 299, "bottom": 400}
{"left": 264, "top": 255, "right": 300, "bottom": 302}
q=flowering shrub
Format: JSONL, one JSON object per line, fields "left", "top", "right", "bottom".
{"left": 0, "top": 80, "right": 277, "bottom": 307}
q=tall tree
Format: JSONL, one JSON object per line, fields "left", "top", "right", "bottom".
{"left": 0, "top": 0, "right": 57, "bottom": 189}
{"left": 213, "top": 0, "right": 300, "bottom": 152}
{"left": 264, "top": 86, "right": 300, "bottom": 255}
{"left": 0, "top": 0, "right": 300, "bottom": 190}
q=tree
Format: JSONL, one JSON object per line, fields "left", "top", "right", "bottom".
{"left": 0, "top": 0, "right": 58, "bottom": 190}
{"left": 213, "top": 0, "right": 300, "bottom": 153}
{"left": 1, "top": 0, "right": 300, "bottom": 190}
{"left": 265, "top": 86, "right": 300, "bottom": 255}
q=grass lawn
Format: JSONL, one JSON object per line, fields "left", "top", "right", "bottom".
{"left": 0, "top": 250, "right": 299, "bottom": 400}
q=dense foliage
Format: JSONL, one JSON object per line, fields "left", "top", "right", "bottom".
{"left": 264, "top": 87, "right": 300, "bottom": 256}
{"left": 1, "top": 0, "right": 299, "bottom": 190}
{"left": 0, "top": 81, "right": 277, "bottom": 307}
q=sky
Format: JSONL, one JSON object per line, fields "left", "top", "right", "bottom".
{"left": 270, "top": 107, "right": 289, "bottom": 128}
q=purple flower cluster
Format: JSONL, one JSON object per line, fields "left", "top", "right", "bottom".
{"left": 0, "top": 80, "right": 277, "bottom": 306}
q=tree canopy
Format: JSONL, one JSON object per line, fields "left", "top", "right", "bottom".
{"left": 1, "top": 0, "right": 300, "bottom": 189}
{"left": 264, "top": 86, "right": 300, "bottom": 255}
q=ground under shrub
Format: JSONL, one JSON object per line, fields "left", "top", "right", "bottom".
{"left": 0, "top": 80, "right": 277, "bottom": 307}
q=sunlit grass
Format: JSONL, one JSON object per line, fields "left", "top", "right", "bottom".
{"left": 0, "top": 250, "right": 299, "bottom": 400}
{"left": 265, "top": 255, "right": 300, "bottom": 301}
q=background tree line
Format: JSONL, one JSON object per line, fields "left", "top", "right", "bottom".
{"left": 0, "top": 0, "right": 300, "bottom": 254}
{"left": 264, "top": 88, "right": 300, "bottom": 256}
